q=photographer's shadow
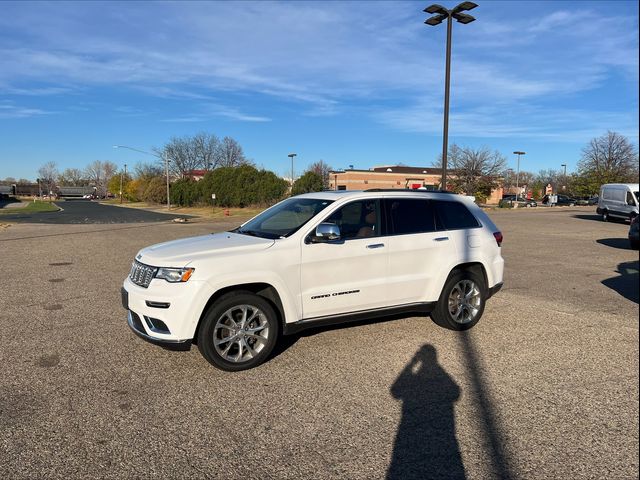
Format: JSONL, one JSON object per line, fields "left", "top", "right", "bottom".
{"left": 388, "top": 344, "right": 464, "bottom": 480}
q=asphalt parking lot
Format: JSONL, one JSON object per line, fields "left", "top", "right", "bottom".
{"left": 1, "top": 206, "right": 638, "bottom": 479}
{"left": 0, "top": 199, "right": 189, "bottom": 224}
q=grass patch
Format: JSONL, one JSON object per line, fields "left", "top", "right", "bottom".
{"left": 104, "top": 200, "right": 263, "bottom": 219}
{"left": 0, "top": 200, "right": 59, "bottom": 215}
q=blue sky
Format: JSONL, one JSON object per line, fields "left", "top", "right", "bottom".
{"left": 1, "top": 0, "right": 638, "bottom": 180}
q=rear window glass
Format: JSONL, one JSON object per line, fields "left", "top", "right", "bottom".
{"left": 434, "top": 200, "right": 480, "bottom": 230}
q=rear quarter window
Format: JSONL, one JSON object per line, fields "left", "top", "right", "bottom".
{"left": 434, "top": 200, "right": 481, "bottom": 230}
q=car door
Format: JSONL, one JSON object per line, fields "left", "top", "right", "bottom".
{"left": 384, "top": 198, "right": 453, "bottom": 304}
{"left": 300, "top": 199, "right": 389, "bottom": 319}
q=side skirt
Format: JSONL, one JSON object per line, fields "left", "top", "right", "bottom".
{"left": 283, "top": 302, "right": 436, "bottom": 336}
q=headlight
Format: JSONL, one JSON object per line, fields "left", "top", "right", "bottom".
{"left": 155, "top": 267, "right": 194, "bottom": 283}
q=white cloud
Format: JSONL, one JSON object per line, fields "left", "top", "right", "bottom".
{"left": 0, "top": 1, "right": 637, "bottom": 137}
{"left": 0, "top": 103, "right": 54, "bottom": 118}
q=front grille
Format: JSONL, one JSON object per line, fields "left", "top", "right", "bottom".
{"left": 129, "top": 260, "right": 157, "bottom": 288}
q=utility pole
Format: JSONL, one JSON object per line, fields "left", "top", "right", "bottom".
{"left": 119, "top": 164, "right": 127, "bottom": 204}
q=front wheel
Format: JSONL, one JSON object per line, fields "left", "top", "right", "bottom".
{"left": 197, "top": 292, "right": 279, "bottom": 371}
{"left": 431, "top": 269, "right": 486, "bottom": 331}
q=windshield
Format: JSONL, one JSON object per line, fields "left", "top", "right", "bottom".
{"left": 234, "top": 197, "right": 334, "bottom": 239}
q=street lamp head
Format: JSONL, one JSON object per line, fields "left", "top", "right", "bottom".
{"left": 513, "top": 151, "right": 526, "bottom": 155}
{"left": 452, "top": 1, "right": 478, "bottom": 13}
{"left": 288, "top": 153, "right": 297, "bottom": 158}
{"left": 424, "top": 4, "right": 448, "bottom": 15}
{"left": 425, "top": 14, "right": 447, "bottom": 25}
{"left": 452, "top": 12, "right": 475, "bottom": 24}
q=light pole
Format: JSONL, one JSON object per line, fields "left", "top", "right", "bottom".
{"left": 561, "top": 164, "right": 567, "bottom": 191}
{"left": 513, "top": 151, "right": 525, "bottom": 201}
{"left": 288, "top": 153, "right": 297, "bottom": 187}
{"left": 119, "top": 164, "right": 127, "bottom": 204}
{"left": 113, "top": 145, "right": 170, "bottom": 209}
{"left": 424, "top": 1, "right": 478, "bottom": 191}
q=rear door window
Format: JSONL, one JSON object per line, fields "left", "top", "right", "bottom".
{"left": 386, "top": 198, "right": 438, "bottom": 235}
{"left": 434, "top": 200, "right": 481, "bottom": 230}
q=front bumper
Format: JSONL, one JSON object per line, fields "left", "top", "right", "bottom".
{"left": 126, "top": 308, "right": 192, "bottom": 350}
{"left": 121, "top": 278, "right": 203, "bottom": 348}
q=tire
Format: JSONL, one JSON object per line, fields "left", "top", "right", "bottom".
{"left": 197, "top": 291, "right": 279, "bottom": 371}
{"left": 630, "top": 239, "right": 639, "bottom": 250}
{"left": 602, "top": 210, "right": 609, "bottom": 222}
{"left": 431, "top": 269, "right": 486, "bottom": 331}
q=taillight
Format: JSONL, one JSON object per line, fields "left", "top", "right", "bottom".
{"left": 493, "top": 231, "right": 503, "bottom": 247}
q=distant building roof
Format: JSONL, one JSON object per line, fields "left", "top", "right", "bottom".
{"left": 371, "top": 166, "right": 443, "bottom": 175}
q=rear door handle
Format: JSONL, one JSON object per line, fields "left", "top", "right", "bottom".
{"left": 434, "top": 237, "right": 449, "bottom": 242}
{"left": 366, "top": 243, "right": 385, "bottom": 249}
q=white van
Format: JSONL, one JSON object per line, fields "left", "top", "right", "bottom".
{"left": 597, "top": 183, "right": 639, "bottom": 222}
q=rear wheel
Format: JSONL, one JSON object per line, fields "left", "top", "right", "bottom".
{"left": 431, "top": 269, "right": 486, "bottom": 331}
{"left": 197, "top": 291, "right": 279, "bottom": 371}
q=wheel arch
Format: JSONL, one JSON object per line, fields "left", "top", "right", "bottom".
{"left": 450, "top": 262, "right": 488, "bottom": 291}
{"left": 192, "top": 282, "right": 286, "bottom": 344}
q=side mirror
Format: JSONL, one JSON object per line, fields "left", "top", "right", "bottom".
{"left": 311, "top": 223, "right": 341, "bottom": 243}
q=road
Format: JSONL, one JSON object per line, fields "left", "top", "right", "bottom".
{"left": 0, "top": 206, "right": 637, "bottom": 479}
{"left": 0, "top": 199, "right": 189, "bottom": 224}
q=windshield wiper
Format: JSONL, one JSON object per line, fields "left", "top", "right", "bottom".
{"left": 236, "top": 229, "right": 280, "bottom": 239}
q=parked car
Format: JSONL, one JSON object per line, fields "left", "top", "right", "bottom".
{"left": 629, "top": 215, "right": 639, "bottom": 250}
{"left": 575, "top": 196, "right": 599, "bottom": 206}
{"left": 122, "top": 190, "right": 504, "bottom": 371}
{"left": 596, "top": 183, "right": 639, "bottom": 222}
{"left": 500, "top": 195, "right": 537, "bottom": 208}
{"left": 541, "top": 194, "right": 577, "bottom": 206}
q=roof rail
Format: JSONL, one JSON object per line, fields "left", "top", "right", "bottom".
{"left": 364, "top": 188, "right": 456, "bottom": 194}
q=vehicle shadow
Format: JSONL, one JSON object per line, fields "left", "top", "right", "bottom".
{"left": 573, "top": 214, "right": 629, "bottom": 224}
{"left": 597, "top": 238, "right": 634, "bottom": 250}
{"left": 0, "top": 197, "right": 21, "bottom": 208}
{"left": 602, "top": 260, "right": 639, "bottom": 304}
{"left": 269, "top": 312, "right": 429, "bottom": 361}
{"left": 387, "top": 344, "right": 464, "bottom": 480}
{"left": 572, "top": 214, "right": 604, "bottom": 222}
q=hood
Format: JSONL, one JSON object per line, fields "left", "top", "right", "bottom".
{"left": 137, "top": 232, "right": 274, "bottom": 267}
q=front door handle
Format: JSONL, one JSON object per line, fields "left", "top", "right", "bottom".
{"left": 366, "top": 243, "right": 385, "bottom": 249}
{"left": 434, "top": 237, "right": 449, "bottom": 242}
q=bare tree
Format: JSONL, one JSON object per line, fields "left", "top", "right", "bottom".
{"left": 58, "top": 168, "right": 86, "bottom": 186}
{"left": 84, "top": 160, "right": 118, "bottom": 196}
{"left": 578, "top": 131, "right": 639, "bottom": 184}
{"left": 308, "top": 160, "right": 332, "bottom": 189}
{"left": 440, "top": 145, "right": 506, "bottom": 200}
{"left": 38, "top": 161, "right": 59, "bottom": 197}
{"left": 135, "top": 162, "right": 164, "bottom": 179}
{"left": 193, "top": 132, "right": 220, "bottom": 171}
{"left": 0, "top": 177, "right": 16, "bottom": 186}
{"left": 501, "top": 168, "right": 535, "bottom": 192}
{"left": 217, "top": 136, "right": 251, "bottom": 168}
{"left": 158, "top": 135, "right": 202, "bottom": 177}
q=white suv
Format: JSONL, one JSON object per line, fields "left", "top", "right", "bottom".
{"left": 122, "top": 190, "right": 504, "bottom": 371}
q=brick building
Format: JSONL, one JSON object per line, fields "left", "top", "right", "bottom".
{"left": 328, "top": 165, "right": 503, "bottom": 204}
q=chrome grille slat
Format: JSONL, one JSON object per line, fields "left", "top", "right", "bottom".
{"left": 129, "top": 260, "right": 157, "bottom": 288}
